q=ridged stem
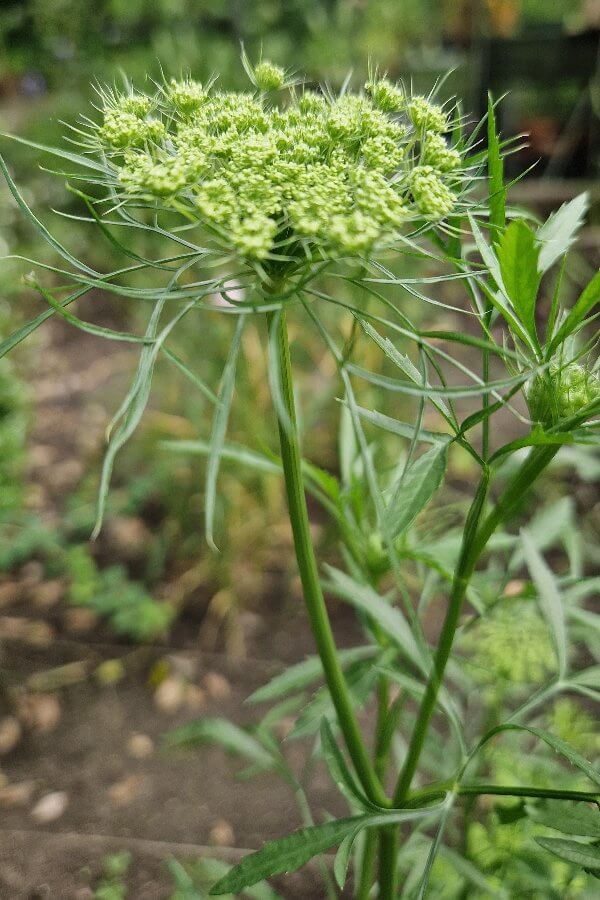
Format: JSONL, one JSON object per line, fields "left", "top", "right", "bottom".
{"left": 266, "top": 307, "right": 388, "bottom": 808}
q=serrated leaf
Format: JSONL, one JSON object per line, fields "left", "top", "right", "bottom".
{"left": 549, "top": 269, "right": 600, "bottom": 354}
{"left": 209, "top": 806, "right": 445, "bottom": 895}
{"left": 475, "top": 724, "right": 600, "bottom": 788}
{"left": 383, "top": 442, "right": 448, "bottom": 540}
{"left": 521, "top": 529, "right": 567, "bottom": 678}
{"left": 248, "top": 646, "right": 377, "bottom": 705}
{"left": 529, "top": 801, "right": 600, "bottom": 837}
{"left": 535, "top": 836, "right": 600, "bottom": 870}
{"left": 537, "top": 192, "right": 589, "bottom": 273}
{"left": 487, "top": 95, "right": 506, "bottom": 245}
{"left": 323, "top": 566, "right": 426, "bottom": 673}
{"left": 164, "top": 717, "right": 274, "bottom": 769}
{"left": 497, "top": 220, "right": 541, "bottom": 342}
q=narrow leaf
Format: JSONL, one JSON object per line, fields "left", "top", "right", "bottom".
{"left": 487, "top": 94, "right": 506, "bottom": 245}
{"left": 549, "top": 269, "right": 600, "bottom": 354}
{"left": 248, "top": 646, "right": 377, "bottom": 705}
{"left": 521, "top": 529, "right": 567, "bottom": 677}
{"left": 535, "top": 836, "right": 600, "bottom": 870}
{"left": 323, "top": 565, "right": 426, "bottom": 673}
{"left": 383, "top": 443, "right": 448, "bottom": 540}
{"left": 474, "top": 724, "right": 600, "bottom": 788}
{"left": 205, "top": 317, "right": 244, "bottom": 550}
{"left": 529, "top": 801, "right": 600, "bottom": 838}
{"left": 164, "top": 717, "right": 273, "bottom": 768}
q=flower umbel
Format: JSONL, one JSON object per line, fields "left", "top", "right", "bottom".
{"left": 86, "top": 67, "right": 466, "bottom": 265}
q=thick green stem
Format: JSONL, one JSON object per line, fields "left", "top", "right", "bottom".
{"left": 378, "top": 827, "right": 399, "bottom": 900}
{"left": 266, "top": 307, "right": 388, "bottom": 808}
{"left": 393, "top": 444, "right": 559, "bottom": 806}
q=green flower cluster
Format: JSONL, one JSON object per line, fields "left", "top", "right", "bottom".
{"left": 528, "top": 363, "right": 600, "bottom": 426}
{"left": 461, "top": 600, "right": 556, "bottom": 689}
{"left": 91, "top": 69, "right": 465, "bottom": 263}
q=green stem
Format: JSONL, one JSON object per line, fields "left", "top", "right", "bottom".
{"left": 357, "top": 831, "right": 377, "bottom": 900}
{"left": 393, "top": 444, "right": 560, "bottom": 806}
{"left": 378, "top": 827, "right": 399, "bottom": 900}
{"left": 266, "top": 307, "right": 388, "bottom": 808}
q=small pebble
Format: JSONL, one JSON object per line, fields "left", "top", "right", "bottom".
{"left": 209, "top": 818, "right": 235, "bottom": 847}
{"left": 0, "top": 717, "right": 22, "bottom": 755}
{"left": 108, "top": 774, "right": 143, "bottom": 807}
{"left": 154, "top": 676, "right": 186, "bottom": 714}
{"left": 126, "top": 733, "right": 154, "bottom": 759}
{"left": 185, "top": 684, "right": 207, "bottom": 712}
{"left": 203, "top": 672, "right": 232, "bottom": 701}
{"left": 32, "top": 579, "right": 65, "bottom": 609}
{"left": 0, "top": 780, "right": 36, "bottom": 808}
{"left": 31, "top": 790, "right": 69, "bottom": 824}
{"left": 63, "top": 607, "right": 99, "bottom": 634}
{"left": 17, "top": 693, "right": 61, "bottom": 734}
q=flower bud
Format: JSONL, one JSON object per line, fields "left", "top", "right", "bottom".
{"left": 253, "top": 61, "right": 286, "bottom": 92}
{"left": 527, "top": 363, "right": 599, "bottom": 426}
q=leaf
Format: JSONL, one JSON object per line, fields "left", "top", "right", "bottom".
{"left": 0, "top": 287, "right": 90, "bottom": 360}
{"left": 383, "top": 443, "right": 448, "bottom": 540}
{"left": 496, "top": 220, "right": 541, "bottom": 342}
{"left": 537, "top": 192, "right": 589, "bottom": 274}
{"left": 529, "top": 801, "right": 600, "bottom": 838}
{"left": 333, "top": 831, "right": 358, "bottom": 889}
{"left": 535, "top": 837, "right": 600, "bottom": 870}
{"left": 521, "top": 529, "right": 567, "bottom": 678}
{"left": 320, "top": 719, "right": 373, "bottom": 811}
{"left": 487, "top": 94, "right": 506, "bottom": 245}
{"left": 415, "top": 801, "right": 454, "bottom": 900}
{"left": 162, "top": 439, "right": 280, "bottom": 475}
{"left": 267, "top": 309, "right": 292, "bottom": 435}
{"left": 1, "top": 132, "right": 108, "bottom": 172}
{"left": 205, "top": 317, "right": 245, "bottom": 551}
{"left": 549, "top": 269, "right": 600, "bottom": 354}
{"left": 247, "top": 646, "right": 377, "bottom": 704}
{"left": 474, "top": 724, "right": 600, "bottom": 788}
{"left": 208, "top": 818, "right": 362, "bottom": 895}
{"left": 350, "top": 404, "right": 449, "bottom": 445}
{"left": 164, "top": 717, "right": 274, "bottom": 769}
{"left": 323, "top": 565, "right": 426, "bottom": 673}
{"left": 209, "top": 807, "right": 445, "bottom": 895}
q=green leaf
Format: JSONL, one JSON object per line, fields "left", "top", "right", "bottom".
{"left": 473, "top": 724, "right": 600, "bottom": 788}
{"left": 350, "top": 404, "right": 449, "bottom": 445}
{"left": 520, "top": 529, "right": 567, "bottom": 677}
{"left": 323, "top": 566, "right": 426, "bottom": 673}
{"left": 549, "top": 269, "right": 600, "bottom": 354}
{"left": 162, "top": 439, "right": 279, "bottom": 475}
{"left": 383, "top": 443, "right": 448, "bottom": 540}
{"left": 487, "top": 95, "right": 506, "bottom": 245}
{"left": 164, "top": 717, "right": 274, "bottom": 769}
{"left": 209, "top": 807, "right": 445, "bottom": 895}
{"left": 535, "top": 837, "right": 600, "bottom": 870}
{"left": 496, "top": 220, "right": 541, "bottom": 342}
{"left": 333, "top": 831, "right": 360, "bottom": 889}
{"left": 1, "top": 132, "right": 108, "bottom": 172}
{"left": 0, "top": 286, "right": 90, "bottom": 360}
{"left": 529, "top": 801, "right": 600, "bottom": 837}
{"left": 537, "top": 192, "right": 589, "bottom": 274}
{"left": 247, "top": 646, "right": 377, "bottom": 705}
{"left": 205, "top": 317, "right": 245, "bottom": 551}
{"left": 209, "top": 818, "right": 361, "bottom": 895}
{"left": 320, "top": 719, "right": 373, "bottom": 811}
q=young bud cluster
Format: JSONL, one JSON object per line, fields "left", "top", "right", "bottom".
{"left": 88, "top": 68, "right": 466, "bottom": 264}
{"left": 527, "top": 363, "right": 599, "bottom": 426}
